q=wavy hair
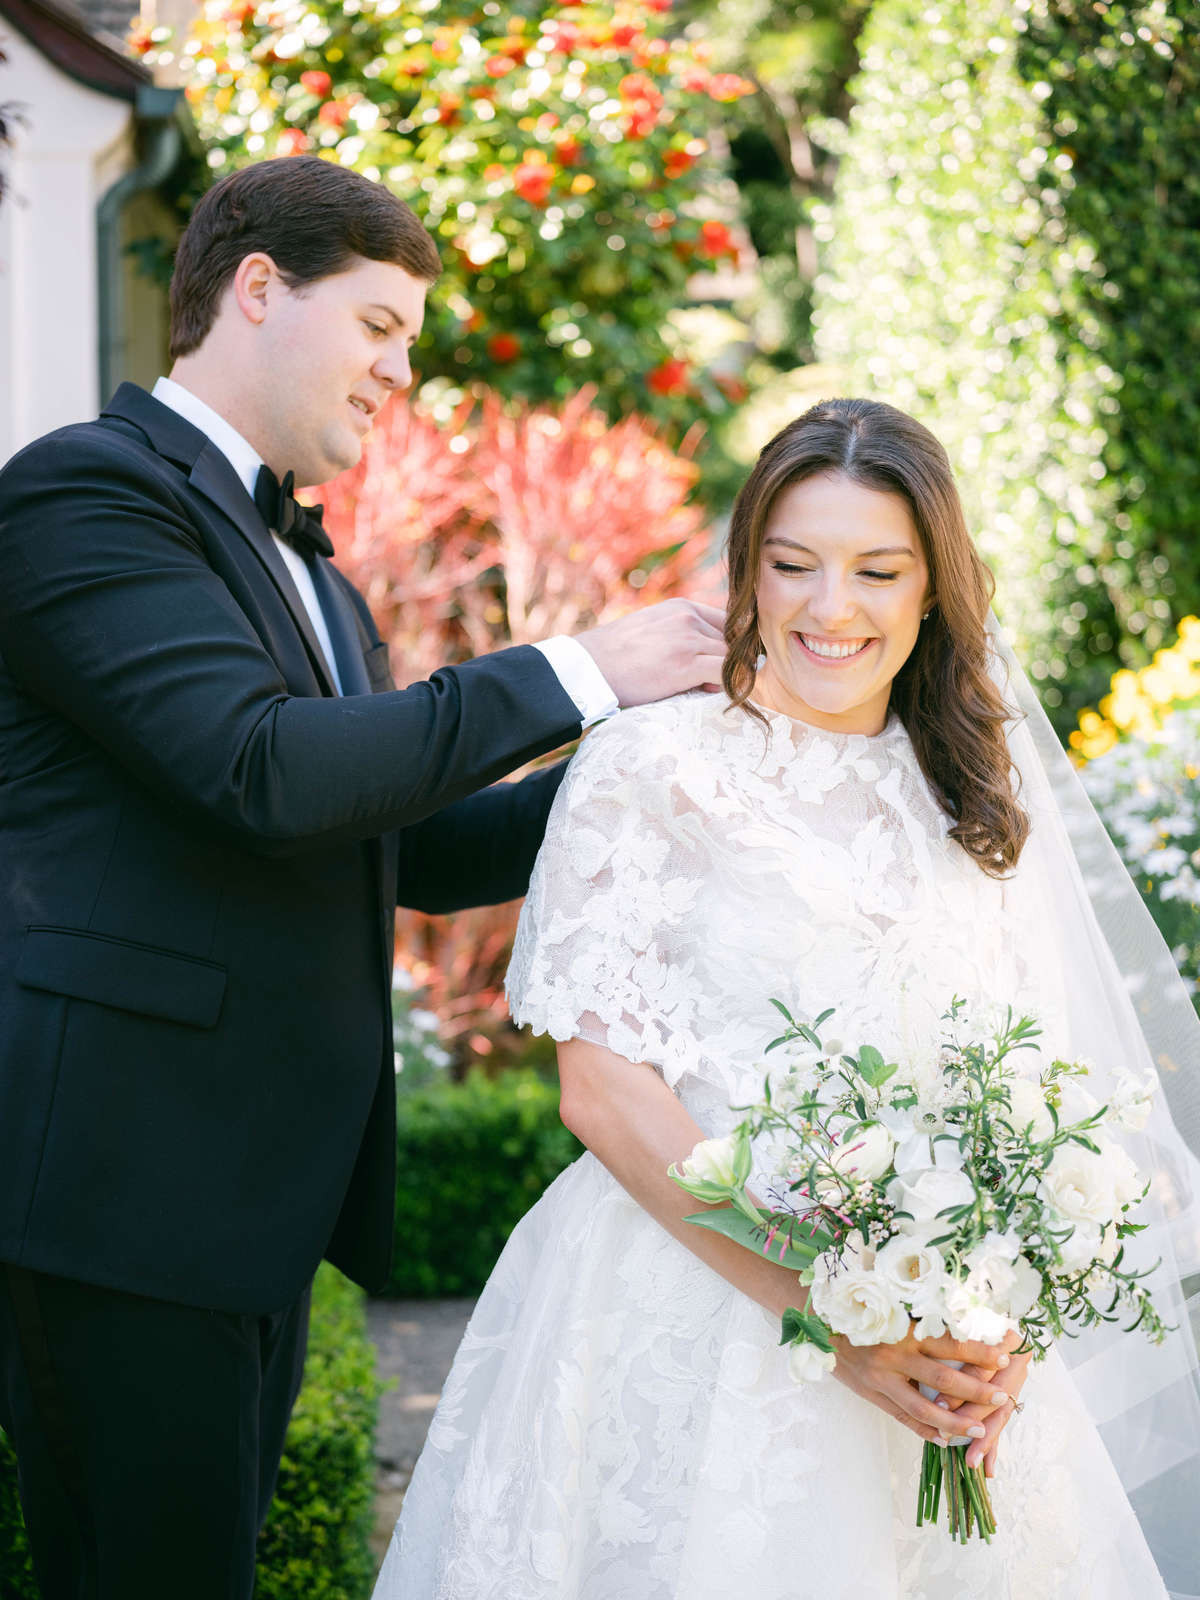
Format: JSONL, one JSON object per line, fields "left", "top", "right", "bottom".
{"left": 723, "top": 397, "right": 1029, "bottom": 876}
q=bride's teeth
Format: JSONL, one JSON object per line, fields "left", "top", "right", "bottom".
{"left": 801, "top": 635, "right": 870, "bottom": 660}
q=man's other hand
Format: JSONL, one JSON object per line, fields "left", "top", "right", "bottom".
{"left": 577, "top": 599, "right": 727, "bottom": 708}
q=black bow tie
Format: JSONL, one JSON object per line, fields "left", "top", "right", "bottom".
{"left": 253, "top": 466, "right": 334, "bottom": 560}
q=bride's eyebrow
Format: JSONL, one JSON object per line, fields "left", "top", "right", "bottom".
{"left": 764, "top": 537, "right": 916, "bottom": 558}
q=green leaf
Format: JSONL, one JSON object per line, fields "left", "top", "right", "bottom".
{"left": 780, "top": 1306, "right": 835, "bottom": 1353}
{"left": 683, "top": 1207, "right": 831, "bottom": 1269}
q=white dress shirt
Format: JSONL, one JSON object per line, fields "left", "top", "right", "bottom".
{"left": 150, "top": 377, "right": 618, "bottom": 724}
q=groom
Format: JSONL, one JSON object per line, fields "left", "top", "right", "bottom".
{"left": 0, "top": 157, "right": 724, "bottom": 1597}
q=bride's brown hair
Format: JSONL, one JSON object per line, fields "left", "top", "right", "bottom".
{"left": 724, "top": 397, "right": 1029, "bottom": 876}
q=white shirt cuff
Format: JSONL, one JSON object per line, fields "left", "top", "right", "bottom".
{"left": 533, "top": 635, "right": 619, "bottom": 730}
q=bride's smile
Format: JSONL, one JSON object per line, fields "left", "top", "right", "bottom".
{"left": 753, "top": 470, "right": 933, "bottom": 737}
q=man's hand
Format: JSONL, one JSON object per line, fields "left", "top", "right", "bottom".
{"left": 576, "top": 599, "right": 727, "bottom": 708}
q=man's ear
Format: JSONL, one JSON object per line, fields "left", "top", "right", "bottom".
{"left": 230, "top": 252, "right": 278, "bottom": 327}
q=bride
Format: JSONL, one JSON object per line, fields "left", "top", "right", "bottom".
{"left": 376, "top": 398, "right": 1200, "bottom": 1598}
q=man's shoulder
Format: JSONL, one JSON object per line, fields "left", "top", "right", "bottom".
{"left": 0, "top": 414, "right": 183, "bottom": 514}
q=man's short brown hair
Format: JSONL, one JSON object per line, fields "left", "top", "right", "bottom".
{"left": 169, "top": 157, "right": 442, "bottom": 358}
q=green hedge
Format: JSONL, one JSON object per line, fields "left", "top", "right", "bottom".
{"left": 0, "top": 1263, "right": 380, "bottom": 1600}
{"left": 812, "top": 0, "right": 1200, "bottom": 726}
{"left": 387, "top": 1068, "right": 583, "bottom": 1298}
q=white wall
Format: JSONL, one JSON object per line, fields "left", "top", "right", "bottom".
{"left": 0, "top": 25, "right": 134, "bottom": 464}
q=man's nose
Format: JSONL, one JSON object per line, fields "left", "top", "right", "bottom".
{"left": 375, "top": 347, "right": 413, "bottom": 393}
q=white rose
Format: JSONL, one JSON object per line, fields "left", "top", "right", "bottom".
{"left": 1056, "top": 1076, "right": 1100, "bottom": 1126}
{"left": 1109, "top": 1070, "right": 1157, "bottom": 1133}
{"left": 1039, "top": 1145, "right": 1118, "bottom": 1227}
{"left": 810, "top": 1266, "right": 910, "bottom": 1347}
{"left": 943, "top": 1277, "right": 1016, "bottom": 1345}
{"left": 830, "top": 1122, "right": 896, "bottom": 1184}
{"left": 1098, "top": 1139, "right": 1145, "bottom": 1210}
{"left": 676, "top": 1132, "right": 743, "bottom": 1191}
{"left": 1003, "top": 1077, "right": 1056, "bottom": 1142}
{"left": 887, "top": 1166, "right": 975, "bottom": 1231}
{"left": 788, "top": 1341, "right": 838, "bottom": 1384}
{"left": 873, "top": 1233, "right": 947, "bottom": 1317}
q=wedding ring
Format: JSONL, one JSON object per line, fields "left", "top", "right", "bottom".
{"left": 1012, "top": 1400, "right": 1025, "bottom": 1414}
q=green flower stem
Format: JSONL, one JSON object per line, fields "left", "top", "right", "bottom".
{"left": 917, "top": 1440, "right": 996, "bottom": 1544}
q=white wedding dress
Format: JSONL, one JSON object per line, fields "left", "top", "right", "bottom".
{"left": 376, "top": 690, "right": 1169, "bottom": 1599}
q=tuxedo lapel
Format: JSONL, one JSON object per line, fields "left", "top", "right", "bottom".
{"left": 101, "top": 385, "right": 338, "bottom": 697}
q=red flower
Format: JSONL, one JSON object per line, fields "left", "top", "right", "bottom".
{"left": 708, "top": 72, "right": 755, "bottom": 102}
{"left": 646, "top": 358, "right": 690, "bottom": 397}
{"left": 620, "top": 71, "right": 663, "bottom": 139}
{"left": 663, "top": 148, "right": 695, "bottom": 180}
{"left": 487, "top": 334, "right": 521, "bottom": 363}
{"left": 610, "top": 21, "right": 641, "bottom": 47}
{"left": 698, "top": 219, "right": 737, "bottom": 260}
{"left": 317, "top": 99, "right": 352, "bottom": 128}
{"left": 644, "top": 0, "right": 673, "bottom": 11}
{"left": 299, "top": 69, "right": 331, "bottom": 97}
{"left": 513, "top": 156, "right": 556, "bottom": 205}
{"left": 678, "top": 65, "right": 711, "bottom": 93}
{"left": 277, "top": 128, "right": 311, "bottom": 156}
{"left": 437, "top": 95, "right": 462, "bottom": 125}
{"left": 485, "top": 54, "right": 517, "bottom": 78}
{"left": 545, "top": 21, "right": 581, "bottom": 53}
{"left": 554, "top": 136, "right": 583, "bottom": 167}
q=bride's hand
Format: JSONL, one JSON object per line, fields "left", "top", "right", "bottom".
{"left": 831, "top": 1325, "right": 1020, "bottom": 1444}
{"left": 933, "top": 1347, "right": 1033, "bottom": 1476}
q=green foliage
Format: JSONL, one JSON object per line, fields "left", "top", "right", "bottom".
{"left": 812, "top": 0, "right": 1200, "bottom": 725}
{"left": 0, "top": 1265, "right": 379, "bottom": 1600}
{"left": 387, "top": 1068, "right": 583, "bottom": 1297}
{"left": 149, "top": 0, "right": 755, "bottom": 422}
{"left": 254, "top": 1264, "right": 382, "bottom": 1599}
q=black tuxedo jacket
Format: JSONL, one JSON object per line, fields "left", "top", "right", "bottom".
{"left": 0, "top": 383, "right": 582, "bottom": 1314}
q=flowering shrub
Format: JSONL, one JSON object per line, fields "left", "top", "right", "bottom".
{"left": 314, "top": 386, "right": 715, "bottom": 1061}
{"left": 812, "top": 0, "right": 1200, "bottom": 720}
{"left": 1071, "top": 617, "right": 1200, "bottom": 1007}
{"left": 138, "top": 0, "right": 755, "bottom": 420}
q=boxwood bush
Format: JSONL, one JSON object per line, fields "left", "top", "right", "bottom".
{"left": 0, "top": 1263, "right": 380, "bottom": 1600}
{"left": 386, "top": 1067, "right": 584, "bottom": 1298}
{"left": 812, "top": 0, "right": 1200, "bottom": 726}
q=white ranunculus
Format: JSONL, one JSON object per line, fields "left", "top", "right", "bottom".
{"left": 788, "top": 1341, "right": 838, "bottom": 1384}
{"left": 829, "top": 1122, "right": 896, "bottom": 1184}
{"left": 677, "top": 1133, "right": 742, "bottom": 1191}
{"left": 810, "top": 1266, "right": 910, "bottom": 1347}
{"left": 1038, "top": 1145, "right": 1120, "bottom": 1227}
{"left": 887, "top": 1166, "right": 975, "bottom": 1231}
{"left": 1003, "top": 1077, "right": 1056, "bottom": 1142}
{"left": 1108, "top": 1070, "right": 1157, "bottom": 1133}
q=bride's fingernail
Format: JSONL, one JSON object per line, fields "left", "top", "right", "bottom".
{"left": 996, "top": 1354, "right": 1010, "bottom": 1368}
{"left": 991, "top": 1390, "right": 1008, "bottom": 1405}
{"left": 967, "top": 1425, "right": 985, "bottom": 1438}
{"left": 936, "top": 1400, "right": 950, "bottom": 1410}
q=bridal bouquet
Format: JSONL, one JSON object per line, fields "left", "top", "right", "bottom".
{"left": 669, "top": 1000, "right": 1168, "bottom": 1542}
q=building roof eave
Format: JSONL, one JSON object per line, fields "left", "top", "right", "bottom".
{"left": 0, "top": 0, "right": 151, "bottom": 102}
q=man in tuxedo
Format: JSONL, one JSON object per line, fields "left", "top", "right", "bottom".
{"left": 0, "top": 156, "right": 724, "bottom": 1597}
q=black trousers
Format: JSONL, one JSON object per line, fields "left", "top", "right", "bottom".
{"left": 0, "top": 1264, "right": 310, "bottom": 1600}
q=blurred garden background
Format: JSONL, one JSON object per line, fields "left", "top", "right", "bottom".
{"left": 2, "top": 0, "right": 1198, "bottom": 1593}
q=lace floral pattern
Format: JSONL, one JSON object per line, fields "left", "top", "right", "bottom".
{"left": 376, "top": 693, "right": 1166, "bottom": 1600}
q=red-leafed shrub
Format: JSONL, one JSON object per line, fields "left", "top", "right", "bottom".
{"left": 315, "top": 389, "right": 717, "bottom": 1067}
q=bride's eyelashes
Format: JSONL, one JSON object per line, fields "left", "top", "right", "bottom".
{"left": 769, "top": 562, "right": 901, "bottom": 582}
